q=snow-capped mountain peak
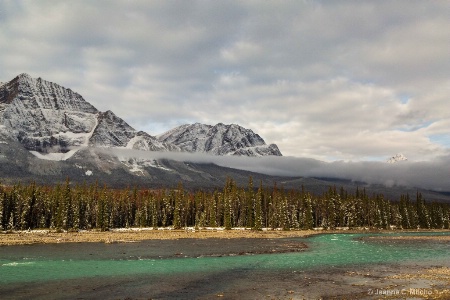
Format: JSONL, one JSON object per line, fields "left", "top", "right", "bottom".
{"left": 158, "top": 122, "right": 282, "bottom": 156}
{"left": 387, "top": 153, "right": 408, "bottom": 163}
{"left": 1, "top": 74, "right": 282, "bottom": 164}
{"left": 0, "top": 74, "right": 178, "bottom": 160}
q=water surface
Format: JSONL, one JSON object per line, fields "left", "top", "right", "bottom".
{"left": 1, "top": 232, "right": 449, "bottom": 299}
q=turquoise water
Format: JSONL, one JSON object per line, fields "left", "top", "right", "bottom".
{"left": 1, "top": 232, "right": 449, "bottom": 285}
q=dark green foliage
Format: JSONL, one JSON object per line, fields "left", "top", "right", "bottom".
{"left": 0, "top": 179, "right": 449, "bottom": 231}
{"left": 223, "top": 178, "right": 233, "bottom": 230}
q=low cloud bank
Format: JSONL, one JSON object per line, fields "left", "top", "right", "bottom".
{"left": 98, "top": 148, "right": 450, "bottom": 192}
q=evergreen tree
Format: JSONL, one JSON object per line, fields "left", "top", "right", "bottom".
{"left": 223, "top": 178, "right": 233, "bottom": 230}
{"left": 7, "top": 212, "right": 14, "bottom": 231}
{"left": 62, "top": 179, "right": 73, "bottom": 230}
{"left": 151, "top": 194, "right": 158, "bottom": 229}
{"left": 416, "top": 192, "right": 430, "bottom": 229}
{"left": 280, "top": 193, "right": 290, "bottom": 231}
{"left": 399, "top": 195, "right": 410, "bottom": 229}
{"left": 443, "top": 205, "right": 450, "bottom": 229}
{"left": 172, "top": 183, "right": 183, "bottom": 229}
{"left": 302, "top": 193, "right": 314, "bottom": 230}
{"left": 209, "top": 191, "right": 218, "bottom": 228}
{"left": 252, "top": 181, "right": 263, "bottom": 231}
{"left": 0, "top": 188, "right": 5, "bottom": 231}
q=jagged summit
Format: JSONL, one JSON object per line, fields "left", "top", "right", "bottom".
{"left": 0, "top": 74, "right": 177, "bottom": 159}
{"left": 158, "top": 122, "right": 282, "bottom": 156}
{"left": 1, "top": 74, "right": 282, "bottom": 162}
{"left": 387, "top": 153, "right": 408, "bottom": 163}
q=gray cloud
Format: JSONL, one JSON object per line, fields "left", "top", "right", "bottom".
{"left": 98, "top": 148, "right": 450, "bottom": 192}
{"left": 1, "top": 0, "right": 449, "bottom": 161}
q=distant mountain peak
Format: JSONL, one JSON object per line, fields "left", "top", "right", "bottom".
{"left": 158, "top": 122, "right": 282, "bottom": 156}
{"left": 387, "top": 153, "right": 408, "bottom": 163}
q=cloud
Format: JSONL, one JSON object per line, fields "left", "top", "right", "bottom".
{"left": 1, "top": 1, "right": 449, "bottom": 161}
{"left": 98, "top": 148, "right": 450, "bottom": 192}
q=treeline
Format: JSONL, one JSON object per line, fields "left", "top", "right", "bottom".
{"left": 1, "top": 178, "right": 449, "bottom": 231}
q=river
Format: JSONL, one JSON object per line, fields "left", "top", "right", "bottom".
{"left": 1, "top": 232, "right": 449, "bottom": 299}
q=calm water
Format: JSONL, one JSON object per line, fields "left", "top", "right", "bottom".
{"left": 1, "top": 232, "right": 449, "bottom": 298}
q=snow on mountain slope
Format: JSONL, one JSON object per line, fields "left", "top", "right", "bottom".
{"left": 0, "top": 74, "right": 178, "bottom": 160}
{"left": 0, "top": 74, "right": 99, "bottom": 154}
{"left": 0, "top": 73, "right": 281, "bottom": 171}
{"left": 158, "top": 122, "right": 282, "bottom": 156}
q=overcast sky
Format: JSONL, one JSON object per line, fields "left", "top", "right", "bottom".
{"left": 1, "top": 1, "right": 449, "bottom": 161}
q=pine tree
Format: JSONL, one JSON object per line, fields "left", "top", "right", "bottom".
{"left": 7, "top": 212, "right": 14, "bottom": 231}
{"left": 223, "top": 178, "right": 233, "bottom": 230}
{"left": 399, "top": 195, "right": 410, "bottom": 229}
{"left": 252, "top": 181, "right": 263, "bottom": 231}
{"left": 246, "top": 177, "right": 255, "bottom": 229}
{"left": 63, "top": 179, "right": 73, "bottom": 230}
{"left": 416, "top": 192, "right": 430, "bottom": 229}
{"left": 151, "top": 194, "right": 158, "bottom": 229}
{"left": 0, "top": 190, "right": 4, "bottom": 231}
{"left": 172, "top": 183, "right": 183, "bottom": 229}
{"left": 443, "top": 205, "right": 450, "bottom": 229}
{"left": 303, "top": 193, "right": 314, "bottom": 230}
{"left": 209, "top": 191, "right": 218, "bottom": 228}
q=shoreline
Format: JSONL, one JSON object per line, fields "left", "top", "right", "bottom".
{"left": 1, "top": 228, "right": 449, "bottom": 246}
{"left": 0, "top": 228, "right": 318, "bottom": 246}
{"left": 2, "top": 230, "right": 450, "bottom": 299}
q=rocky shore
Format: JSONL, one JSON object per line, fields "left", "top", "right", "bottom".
{"left": 0, "top": 228, "right": 319, "bottom": 246}
{"left": 2, "top": 228, "right": 449, "bottom": 246}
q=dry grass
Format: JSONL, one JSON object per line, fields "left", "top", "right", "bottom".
{"left": 2, "top": 228, "right": 449, "bottom": 246}
{"left": 0, "top": 229, "right": 319, "bottom": 246}
{"left": 381, "top": 267, "right": 450, "bottom": 299}
{"left": 389, "top": 267, "right": 450, "bottom": 284}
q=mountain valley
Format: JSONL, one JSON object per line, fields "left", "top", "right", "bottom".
{"left": 1, "top": 74, "right": 449, "bottom": 202}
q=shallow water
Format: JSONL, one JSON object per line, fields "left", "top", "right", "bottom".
{"left": 1, "top": 232, "right": 449, "bottom": 299}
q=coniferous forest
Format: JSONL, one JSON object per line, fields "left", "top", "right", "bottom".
{"left": 1, "top": 177, "right": 449, "bottom": 232}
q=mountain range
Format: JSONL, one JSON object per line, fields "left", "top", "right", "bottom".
{"left": 0, "top": 74, "right": 289, "bottom": 188}
{"left": 0, "top": 74, "right": 280, "bottom": 160}
{"left": 1, "top": 74, "right": 449, "bottom": 202}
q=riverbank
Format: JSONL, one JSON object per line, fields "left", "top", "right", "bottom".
{"left": 0, "top": 228, "right": 321, "bottom": 246}
{"left": 2, "top": 231, "right": 450, "bottom": 299}
{"left": 1, "top": 228, "right": 449, "bottom": 246}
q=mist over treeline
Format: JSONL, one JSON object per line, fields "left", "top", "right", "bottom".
{"left": 103, "top": 148, "right": 450, "bottom": 192}
{"left": 1, "top": 178, "right": 449, "bottom": 232}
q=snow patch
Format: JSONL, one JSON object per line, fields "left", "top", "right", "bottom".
{"left": 120, "top": 158, "right": 145, "bottom": 176}
{"left": 118, "top": 157, "right": 172, "bottom": 175}
{"left": 125, "top": 135, "right": 142, "bottom": 149}
{"left": 29, "top": 149, "right": 79, "bottom": 161}
{"left": 84, "top": 113, "right": 99, "bottom": 146}
{"left": 145, "top": 159, "right": 172, "bottom": 171}
{"left": 85, "top": 170, "right": 93, "bottom": 176}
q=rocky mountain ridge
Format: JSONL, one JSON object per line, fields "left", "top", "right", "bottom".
{"left": 1, "top": 74, "right": 449, "bottom": 201}
{"left": 0, "top": 74, "right": 178, "bottom": 160}
{"left": 0, "top": 74, "right": 280, "bottom": 160}
{"left": 158, "top": 122, "right": 282, "bottom": 156}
